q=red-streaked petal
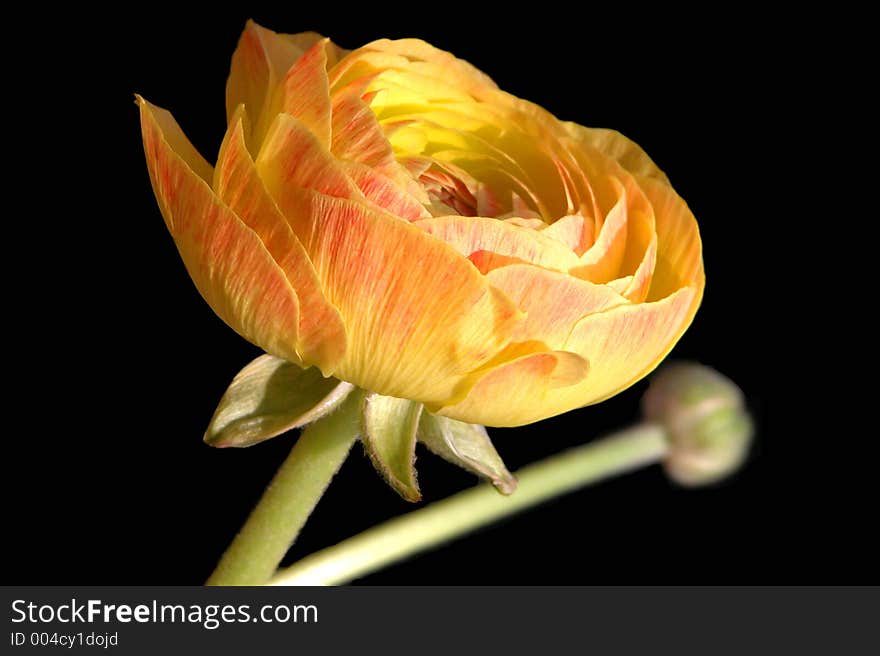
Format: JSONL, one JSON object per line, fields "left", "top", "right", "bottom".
{"left": 138, "top": 96, "right": 302, "bottom": 364}
{"left": 214, "top": 109, "right": 347, "bottom": 373}
{"left": 330, "top": 84, "right": 395, "bottom": 169}
{"left": 341, "top": 160, "right": 430, "bottom": 220}
{"left": 278, "top": 39, "right": 333, "bottom": 147}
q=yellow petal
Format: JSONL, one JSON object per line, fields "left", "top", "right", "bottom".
{"left": 621, "top": 221, "right": 657, "bottom": 303}
{"left": 541, "top": 213, "right": 595, "bottom": 255}
{"left": 330, "top": 38, "right": 497, "bottom": 96}
{"left": 564, "top": 122, "right": 670, "bottom": 185}
{"left": 434, "top": 344, "right": 590, "bottom": 427}
{"left": 138, "top": 96, "right": 302, "bottom": 365}
{"left": 571, "top": 167, "right": 656, "bottom": 293}
{"left": 414, "top": 216, "right": 581, "bottom": 273}
{"left": 439, "top": 286, "right": 699, "bottom": 426}
{"left": 639, "top": 176, "right": 704, "bottom": 301}
{"left": 560, "top": 285, "right": 702, "bottom": 405}
{"left": 485, "top": 264, "right": 629, "bottom": 348}
{"left": 215, "top": 108, "right": 347, "bottom": 373}
{"left": 570, "top": 177, "right": 628, "bottom": 282}
{"left": 364, "top": 39, "right": 497, "bottom": 89}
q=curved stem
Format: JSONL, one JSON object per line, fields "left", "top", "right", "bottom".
{"left": 269, "top": 423, "right": 668, "bottom": 586}
{"left": 206, "top": 391, "right": 362, "bottom": 586}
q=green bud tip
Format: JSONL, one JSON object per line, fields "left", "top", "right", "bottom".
{"left": 642, "top": 362, "right": 754, "bottom": 487}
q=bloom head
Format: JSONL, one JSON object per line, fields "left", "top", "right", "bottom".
{"left": 138, "top": 21, "right": 704, "bottom": 428}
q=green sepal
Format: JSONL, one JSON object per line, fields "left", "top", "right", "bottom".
{"left": 418, "top": 414, "right": 517, "bottom": 495}
{"left": 360, "top": 393, "right": 423, "bottom": 502}
{"left": 204, "top": 354, "right": 354, "bottom": 448}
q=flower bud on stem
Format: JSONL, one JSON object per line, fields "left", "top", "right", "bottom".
{"left": 643, "top": 362, "right": 753, "bottom": 486}
{"left": 268, "top": 363, "right": 753, "bottom": 585}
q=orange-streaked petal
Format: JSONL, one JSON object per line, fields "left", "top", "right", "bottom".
{"left": 485, "top": 264, "right": 630, "bottom": 348}
{"left": 263, "top": 188, "right": 521, "bottom": 404}
{"left": 214, "top": 108, "right": 347, "bottom": 373}
{"left": 226, "top": 21, "right": 339, "bottom": 149}
{"left": 255, "top": 113, "right": 363, "bottom": 199}
{"left": 639, "top": 176, "right": 704, "bottom": 301}
{"left": 226, "top": 21, "right": 301, "bottom": 127}
{"left": 415, "top": 216, "right": 581, "bottom": 273}
{"left": 140, "top": 98, "right": 213, "bottom": 184}
{"left": 138, "top": 96, "right": 302, "bottom": 365}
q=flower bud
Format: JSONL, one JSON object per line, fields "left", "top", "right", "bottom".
{"left": 642, "top": 362, "right": 753, "bottom": 486}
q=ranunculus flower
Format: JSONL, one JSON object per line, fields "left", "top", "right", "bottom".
{"left": 139, "top": 21, "right": 704, "bottom": 428}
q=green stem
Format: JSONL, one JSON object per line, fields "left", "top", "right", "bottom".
{"left": 268, "top": 422, "right": 668, "bottom": 586}
{"left": 206, "top": 391, "right": 362, "bottom": 586}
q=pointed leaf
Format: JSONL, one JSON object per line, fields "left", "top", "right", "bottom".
{"left": 418, "top": 414, "right": 517, "bottom": 495}
{"left": 205, "top": 354, "right": 354, "bottom": 448}
{"left": 361, "top": 394, "right": 423, "bottom": 501}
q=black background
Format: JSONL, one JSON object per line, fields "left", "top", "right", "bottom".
{"left": 7, "top": 7, "right": 861, "bottom": 584}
